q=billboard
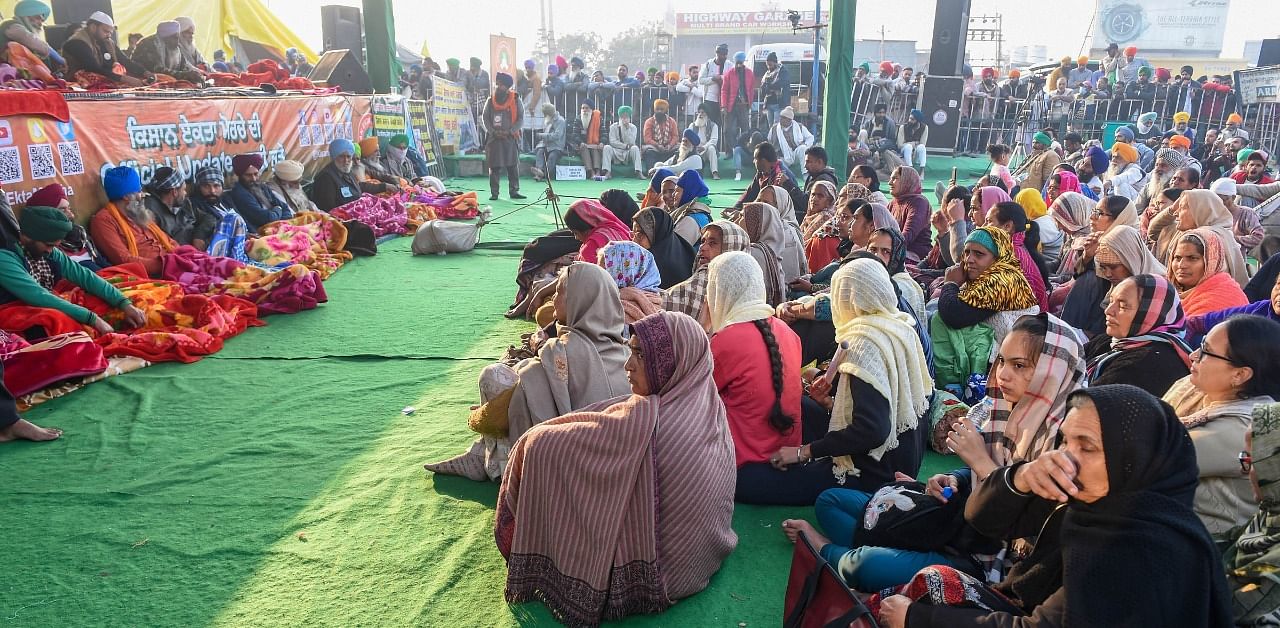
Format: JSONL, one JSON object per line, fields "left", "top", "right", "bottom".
{"left": 1236, "top": 66, "right": 1280, "bottom": 106}
{"left": 1093, "top": 0, "right": 1230, "bottom": 54}
{"left": 489, "top": 35, "right": 517, "bottom": 90}
{"left": 676, "top": 11, "right": 817, "bottom": 36}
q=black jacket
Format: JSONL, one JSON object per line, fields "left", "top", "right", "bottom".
{"left": 311, "top": 162, "right": 382, "bottom": 212}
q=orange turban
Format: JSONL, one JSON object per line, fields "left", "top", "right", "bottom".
{"left": 358, "top": 137, "right": 380, "bottom": 157}
{"left": 1111, "top": 142, "right": 1138, "bottom": 164}
{"left": 1168, "top": 135, "right": 1191, "bottom": 150}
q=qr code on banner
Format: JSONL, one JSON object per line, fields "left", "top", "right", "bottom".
{"left": 298, "top": 124, "right": 311, "bottom": 147}
{"left": 27, "top": 143, "right": 55, "bottom": 179}
{"left": 0, "top": 146, "right": 22, "bottom": 184}
{"left": 57, "top": 141, "right": 84, "bottom": 176}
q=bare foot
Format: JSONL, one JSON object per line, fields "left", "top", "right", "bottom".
{"left": 0, "top": 419, "right": 63, "bottom": 443}
{"left": 781, "top": 519, "right": 830, "bottom": 548}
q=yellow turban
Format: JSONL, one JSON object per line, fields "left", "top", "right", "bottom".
{"left": 1112, "top": 142, "right": 1138, "bottom": 164}
{"left": 1016, "top": 188, "right": 1048, "bottom": 220}
{"left": 653, "top": 99, "right": 669, "bottom": 112}
{"left": 1172, "top": 111, "right": 1191, "bottom": 124}
{"left": 1077, "top": 56, "right": 1089, "bottom": 65}
{"left": 358, "top": 136, "right": 380, "bottom": 157}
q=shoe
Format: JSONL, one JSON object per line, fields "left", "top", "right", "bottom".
{"left": 530, "top": 167, "right": 544, "bottom": 178}
{"left": 510, "top": 191, "right": 527, "bottom": 200}
{"left": 734, "top": 172, "right": 742, "bottom": 181}
{"left": 489, "top": 192, "right": 499, "bottom": 201}
{"left": 634, "top": 171, "right": 644, "bottom": 179}
{"left": 712, "top": 172, "right": 721, "bottom": 180}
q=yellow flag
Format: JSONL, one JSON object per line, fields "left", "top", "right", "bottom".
{"left": 420, "top": 39, "right": 431, "bottom": 59}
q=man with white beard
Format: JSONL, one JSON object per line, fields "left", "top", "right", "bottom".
{"left": 1137, "top": 148, "right": 1188, "bottom": 212}
{"left": 1103, "top": 141, "right": 1148, "bottom": 201}
{"left": 602, "top": 105, "right": 643, "bottom": 180}
{"left": 567, "top": 100, "right": 606, "bottom": 179}
{"left": 767, "top": 107, "right": 813, "bottom": 176}
{"left": 312, "top": 138, "right": 383, "bottom": 212}
{"left": 686, "top": 103, "right": 720, "bottom": 179}
{"left": 648, "top": 129, "right": 704, "bottom": 176}
{"left": 89, "top": 166, "right": 179, "bottom": 277}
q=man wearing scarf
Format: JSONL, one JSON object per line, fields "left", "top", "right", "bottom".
{"left": 687, "top": 103, "right": 721, "bottom": 180}
{"left": 650, "top": 128, "right": 705, "bottom": 176}
{"left": 314, "top": 139, "right": 373, "bottom": 211}
{"left": 173, "top": 16, "right": 205, "bottom": 69}
{"left": 0, "top": 205, "right": 144, "bottom": 336}
{"left": 224, "top": 153, "right": 291, "bottom": 231}
{"left": 187, "top": 167, "right": 260, "bottom": 263}
{"left": 567, "top": 100, "right": 606, "bottom": 179}
{"left": 481, "top": 73, "right": 525, "bottom": 201}
{"left": 1133, "top": 111, "right": 1162, "bottom": 147}
{"left": 733, "top": 142, "right": 803, "bottom": 211}
{"left": 642, "top": 99, "right": 680, "bottom": 173}
{"left": 1016, "top": 132, "right": 1061, "bottom": 196}
{"left": 144, "top": 166, "right": 215, "bottom": 248}
{"left": 767, "top": 106, "right": 814, "bottom": 176}
{"left": 131, "top": 20, "right": 203, "bottom": 83}
{"left": 263, "top": 160, "right": 318, "bottom": 215}
{"left": 603, "top": 106, "right": 643, "bottom": 180}
{"left": 721, "top": 51, "right": 756, "bottom": 155}
{"left": 1105, "top": 141, "right": 1148, "bottom": 201}
{"left": 0, "top": 0, "right": 64, "bottom": 69}
{"left": 90, "top": 166, "right": 178, "bottom": 277}
{"left": 382, "top": 134, "right": 422, "bottom": 182}
{"left": 61, "top": 11, "right": 149, "bottom": 86}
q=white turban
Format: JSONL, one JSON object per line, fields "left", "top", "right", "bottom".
{"left": 175, "top": 16, "right": 195, "bottom": 32}
{"left": 156, "top": 21, "right": 180, "bottom": 38}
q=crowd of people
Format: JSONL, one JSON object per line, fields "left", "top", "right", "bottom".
{"left": 0, "top": 132, "right": 461, "bottom": 442}
{"left": 415, "top": 82, "right": 1280, "bottom": 625}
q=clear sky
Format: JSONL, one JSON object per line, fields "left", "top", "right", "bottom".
{"left": 266, "top": 0, "right": 1275, "bottom": 62}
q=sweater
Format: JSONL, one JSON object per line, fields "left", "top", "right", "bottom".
{"left": 0, "top": 245, "right": 128, "bottom": 324}
{"left": 711, "top": 318, "right": 802, "bottom": 466}
{"left": 807, "top": 375, "right": 925, "bottom": 489}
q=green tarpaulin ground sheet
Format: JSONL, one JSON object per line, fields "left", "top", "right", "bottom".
{"left": 2, "top": 157, "right": 985, "bottom": 627}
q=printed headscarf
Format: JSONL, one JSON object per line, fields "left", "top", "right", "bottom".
{"left": 958, "top": 226, "right": 1037, "bottom": 311}
{"left": 871, "top": 227, "right": 908, "bottom": 276}
{"left": 597, "top": 241, "right": 662, "bottom": 293}
{"left": 985, "top": 313, "right": 1085, "bottom": 465}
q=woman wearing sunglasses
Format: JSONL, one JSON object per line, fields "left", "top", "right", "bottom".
{"left": 1163, "top": 315, "right": 1280, "bottom": 535}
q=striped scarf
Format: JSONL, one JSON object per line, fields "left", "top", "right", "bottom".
{"left": 1085, "top": 274, "right": 1191, "bottom": 383}
{"left": 984, "top": 313, "right": 1085, "bottom": 466}
{"left": 662, "top": 221, "right": 749, "bottom": 324}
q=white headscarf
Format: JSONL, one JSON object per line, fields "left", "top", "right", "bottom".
{"left": 828, "top": 258, "right": 933, "bottom": 480}
{"left": 706, "top": 251, "right": 775, "bottom": 333}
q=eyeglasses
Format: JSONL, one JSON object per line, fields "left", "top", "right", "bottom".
{"left": 1191, "top": 345, "right": 1237, "bottom": 365}
{"left": 1240, "top": 451, "right": 1253, "bottom": 474}
{"left": 1090, "top": 210, "right": 1112, "bottom": 218}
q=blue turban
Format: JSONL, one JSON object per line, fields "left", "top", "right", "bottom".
{"left": 733, "top": 51, "right": 747, "bottom": 63}
{"left": 1086, "top": 145, "right": 1110, "bottom": 175}
{"left": 103, "top": 166, "right": 142, "bottom": 200}
{"left": 676, "top": 169, "right": 709, "bottom": 206}
{"left": 682, "top": 128, "right": 701, "bottom": 147}
{"left": 910, "top": 109, "right": 925, "bottom": 123}
{"left": 329, "top": 138, "right": 355, "bottom": 158}
{"left": 583, "top": 98, "right": 595, "bottom": 109}
{"left": 964, "top": 228, "right": 998, "bottom": 257}
{"left": 649, "top": 167, "right": 674, "bottom": 193}
{"left": 14, "top": 0, "right": 50, "bottom": 18}
{"left": 495, "top": 72, "right": 514, "bottom": 88}
{"left": 1114, "top": 125, "right": 1135, "bottom": 142}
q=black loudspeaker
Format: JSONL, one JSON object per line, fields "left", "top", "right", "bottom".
{"left": 919, "top": 75, "right": 965, "bottom": 153}
{"left": 321, "top": 5, "right": 364, "bottom": 65}
{"left": 310, "top": 49, "right": 372, "bottom": 94}
{"left": 928, "top": 0, "right": 971, "bottom": 77}
{"left": 51, "top": 0, "right": 111, "bottom": 25}
{"left": 44, "top": 24, "right": 75, "bottom": 51}
{"left": 1259, "top": 39, "right": 1280, "bottom": 67}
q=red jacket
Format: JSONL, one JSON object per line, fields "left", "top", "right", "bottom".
{"left": 1230, "top": 170, "right": 1276, "bottom": 185}
{"left": 721, "top": 64, "right": 757, "bottom": 111}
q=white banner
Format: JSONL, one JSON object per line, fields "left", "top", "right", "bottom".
{"left": 1093, "top": 0, "right": 1230, "bottom": 54}
{"left": 1236, "top": 66, "right": 1280, "bottom": 106}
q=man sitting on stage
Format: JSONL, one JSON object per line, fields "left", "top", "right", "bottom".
{"left": 224, "top": 153, "right": 292, "bottom": 232}
{"left": 642, "top": 99, "right": 679, "bottom": 172}
{"left": 265, "top": 160, "right": 319, "bottom": 215}
{"left": 0, "top": 204, "right": 145, "bottom": 337}
{"left": 312, "top": 139, "right": 386, "bottom": 212}
{"left": 90, "top": 166, "right": 177, "bottom": 277}
{"left": 144, "top": 166, "right": 215, "bottom": 249}
{"left": 61, "top": 11, "right": 150, "bottom": 86}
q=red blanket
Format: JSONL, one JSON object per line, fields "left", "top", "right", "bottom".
{"left": 0, "top": 89, "right": 70, "bottom": 122}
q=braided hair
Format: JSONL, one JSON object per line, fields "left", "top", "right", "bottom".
{"left": 752, "top": 318, "right": 796, "bottom": 434}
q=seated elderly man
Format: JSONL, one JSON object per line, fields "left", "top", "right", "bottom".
{"left": 188, "top": 167, "right": 254, "bottom": 261}
{"left": 144, "top": 166, "right": 215, "bottom": 249}
{"left": 312, "top": 139, "right": 386, "bottom": 212}
{"left": 264, "top": 160, "right": 318, "bottom": 214}
{"left": 383, "top": 134, "right": 423, "bottom": 182}
{"left": 356, "top": 137, "right": 402, "bottom": 192}
{"left": 130, "top": 20, "right": 204, "bottom": 84}
{"left": 0, "top": 204, "right": 145, "bottom": 336}
{"left": 224, "top": 153, "right": 292, "bottom": 232}
{"left": 90, "top": 166, "right": 177, "bottom": 277}
{"left": 0, "top": 0, "right": 65, "bottom": 71}
{"left": 61, "top": 11, "right": 149, "bottom": 86}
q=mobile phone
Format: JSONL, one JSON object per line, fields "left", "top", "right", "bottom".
{"left": 950, "top": 167, "right": 958, "bottom": 184}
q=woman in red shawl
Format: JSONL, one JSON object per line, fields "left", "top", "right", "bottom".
{"left": 887, "top": 166, "right": 932, "bottom": 262}
{"left": 1169, "top": 228, "right": 1249, "bottom": 316}
{"left": 564, "top": 199, "right": 631, "bottom": 264}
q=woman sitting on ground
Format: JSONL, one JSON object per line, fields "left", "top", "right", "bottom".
{"left": 564, "top": 199, "right": 631, "bottom": 267}
{"left": 631, "top": 207, "right": 694, "bottom": 289}
{"left": 669, "top": 169, "right": 712, "bottom": 246}
{"left": 735, "top": 202, "right": 790, "bottom": 304}
{"left": 639, "top": 168, "right": 673, "bottom": 209}
{"left": 783, "top": 313, "right": 1083, "bottom": 593}
{"left": 1046, "top": 191, "right": 1093, "bottom": 280}
{"left": 1162, "top": 315, "right": 1280, "bottom": 536}
{"left": 871, "top": 384, "right": 1233, "bottom": 628}
{"left": 848, "top": 165, "right": 889, "bottom": 205}
{"left": 597, "top": 241, "right": 664, "bottom": 324}
{"left": 754, "top": 186, "right": 808, "bottom": 282}
{"left": 1163, "top": 189, "right": 1252, "bottom": 287}
{"left": 1059, "top": 196, "right": 1143, "bottom": 336}
{"left": 923, "top": 184, "right": 973, "bottom": 275}
{"left": 793, "top": 199, "right": 896, "bottom": 296}
{"left": 496, "top": 311, "right": 736, "bottom": 626}
{"left": 1169, "top": 228, "right": 1250, "bottom": 317}
{"left": 755, "top": 258, "right": 933, "bottom": 505}
{"left": 931, "top": 226, "right": 1040, "bottom": 392}
{"left": 1141, "top": 187, "right": 1183, "bottom": 252}
{"left": 425, "top": 262, "right": 631, "bottom": 481}
{"left": 800, "top": 181, "right": 838, "bottom": 243}
{"left": 1015, "top": 188, "right": 1063, "bottom": 270}
{"left": 1223, "top": 402, "right": 1280, "bottom": 625}
{"left": 1085, "top": 274, "right": 1192, "bottom": 398}
{"left": 704, "top": 251, "right": 804, "bottom": 503}
{"left": 662, "top": 220, "right": 751, "bottom": 327}
{"left": 1187, "top": 271, "right": 1280, "bottom": 347}
{"left": 984, "top": 201, "right": 1051, "bottom": 312}
{"left": 802, "top": 181, "right": 851, "bottom": 271}
{"left": 869, "top": 227, "right": 926, "bottom": 324}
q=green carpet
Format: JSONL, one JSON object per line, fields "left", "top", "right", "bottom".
{"left": 0, "top": 159, "right": 979, "bottom": 627}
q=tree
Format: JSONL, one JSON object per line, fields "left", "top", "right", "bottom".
{"left": 554, "top": 31, "right": 607, "bottom": 71}
{"left": 603, "top": 21, "right": 669, "bottom": 72}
